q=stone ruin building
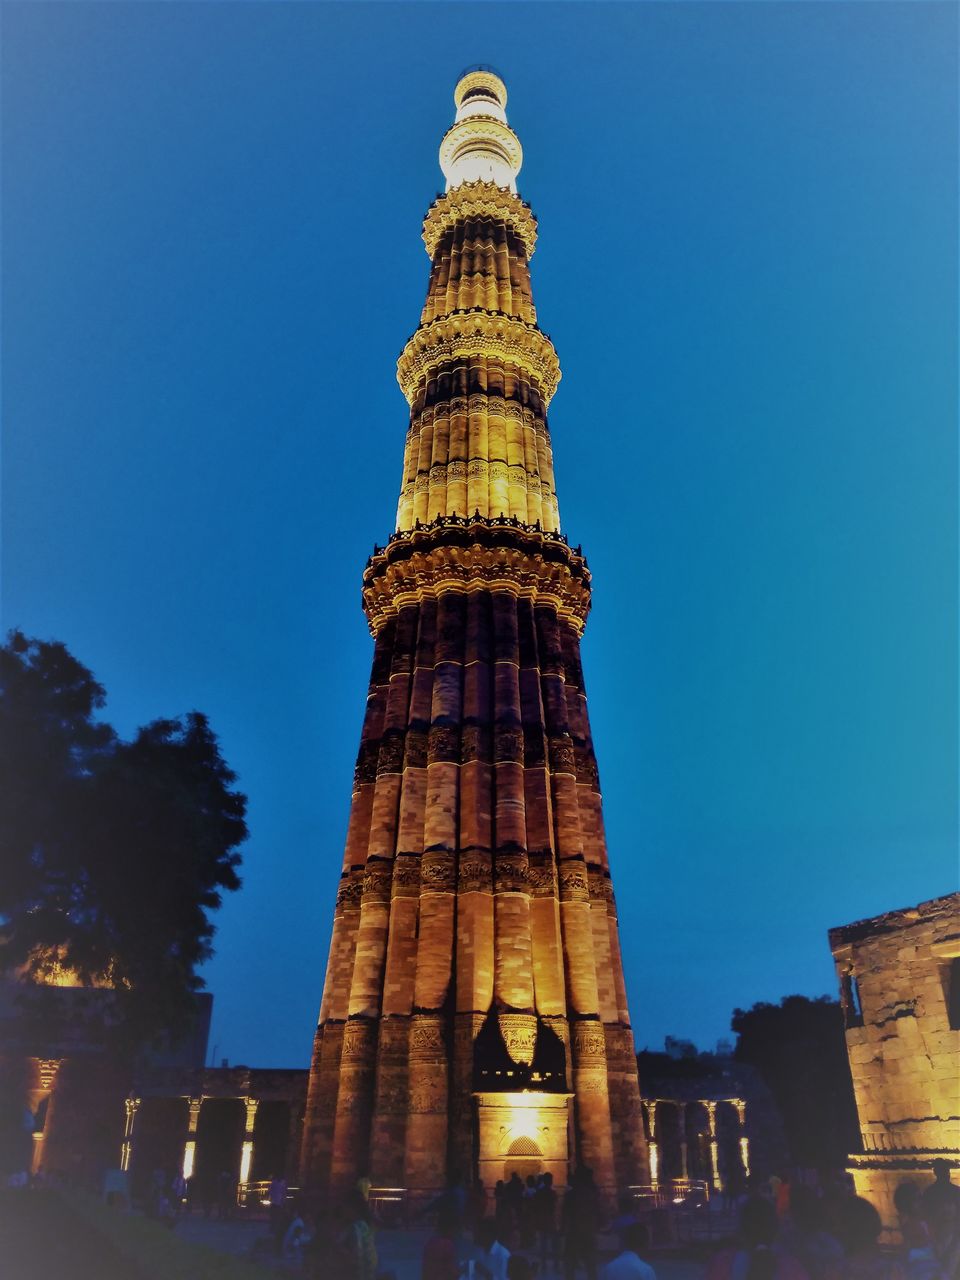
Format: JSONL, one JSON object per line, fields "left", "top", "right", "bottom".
{"left": 829, "top": 891, "right": 960, "bottom": 1228}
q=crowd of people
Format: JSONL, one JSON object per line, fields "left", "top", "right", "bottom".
{"left": 290, "top": 1161, "right": 960, "bottom": 1280}
{"left": 707, "top": 1162, "right": 960, "bottom": 1280}
{"left": 78, "top": 1156, "right": 960, "bottom": 1280}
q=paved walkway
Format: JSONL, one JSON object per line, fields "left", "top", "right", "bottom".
{"left": 175, "top": 1215, "right": 708, "bottom": 1280}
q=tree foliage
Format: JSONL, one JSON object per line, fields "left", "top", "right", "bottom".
{"left": 732, "top": 994, "right": 860, "bottom": 1169}
{"left": 0, "top": 631, "right": 246, "bottom": 1042}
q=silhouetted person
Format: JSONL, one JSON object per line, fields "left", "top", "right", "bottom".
{"left": 601, "top": 1221, "right": 657, "bottom": 1280}
{"left": 779, "top": 1185, "right": 843, "bottom": 1280}
{"left": 268, "top": 1173, "right": 288, "bottom": 1254}
{"left": 922, "top": 1161, "right": 960, "bottom": 1265}
{"left": 894, "top": 1183, "right": 936, "bottom": 1280}
{"left": 338, "top": 1189, "right": 378, "bottom": 1280}
{"left": 469, "top": 1178, "right": 488, "bottom": 1235}
{"left": 475, "top": 1218, "right": 511, "bottom": 1280}
{"left": 534, "top": 1172, "right": 559, "bottom": 1268}
{"left": 563, "top": 1165, "right": 600, "bottom": 1280}
{"left": 422, "top": 1204, "right": 459, "bottom": 1280}
{"left": 706, "top": 1196, "right": 809, "bottom": 1280}
{"left": 833, "top": 1196, "right": 904, "bottom": 1280}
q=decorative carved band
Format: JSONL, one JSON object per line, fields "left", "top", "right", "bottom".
{"left": 454, "top": 72, "right": 507, "bottom": 110}
{"left": 494, "top": 853, "right": 530, "bottom": 893}
{"left": 335, "top": 870, "right": 364, "bottom": 912}
{"left": 527, "top": 850, "right": 558, "bottom": 898}
{"left": 458, "top": 854, "right": 493, "bottom": 892}
{"left": 341, "top": 1018, "right": 377, "bottom": 1062}
{"left": 498, "top": 1012, "right": 538, "bottom": 1066}
{"left": 439, "top": 117, "right": 523, "bottom": 186}
{"left": 558, "top": 858, "right": 590, "bottom": 903}
{"left": 423, "top": 181, "right": 538, "bottom": 258}
{"left": 572, "top": 1020, "right": 608, "bottom": 1065}
{"left": 397, "top": 312, "right": 560, "bottom": 405}
{"left": 587, "top": 867, "right": 615, "bottom": 904}
{"left": 36, "top": 1059, "right": 63, "bottom": 1092}
{"left": 421, "top": 852, "right": 456, "bottom": 892}
{"left": 408, "top": 1015, "right": 446, "bottom": 1061}
{"left": 392, "top": 855, "right": 422, "bottom": 898}
{"left": 362, "top": 516, "right": 591, "bottom": 637}
{"left": 362, "top": 861, "right": 393, "bottom": 904}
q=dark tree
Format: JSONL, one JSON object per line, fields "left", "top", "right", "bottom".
{"left": 732, "top": 995, "right": 860, "bottom": 1169}
{"left": 0, "top": 630, "right": 246, "bottom": 1043}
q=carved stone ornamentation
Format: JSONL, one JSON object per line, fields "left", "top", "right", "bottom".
{"left": 420, "top": 853, "right": 456, "bottom": 892}
{"left": 341, "top": 1019, "right": 377, "bottom": 1061}
{"left": 527, "top": 851, "right": 558, "bottom": 897}
{"left": 362, "top": 518, "right": 591, "bottom": 637}
{"left": 377, "top": 734, "right": 406, "bottom": 774}
{"left": 397, "top": 313, "right": 561, "bottom": 406}
{"left": 558, "top": 860, "right": 590, "bottom": 903}
{"left": 494, "top": 854, "right": 530, "bottom": 894}
{"left": 458, "top": 856, "right": 493, "bottom": 892}
{"left": 422, "top": 181, "right": 538, "bottom": 259}
{"left": 408, "top": 1016, "right": 446, "bottom": 1060}
{"left": 392, "top": 856, "right": 422, "bottom": 897}
{"left": 498, "top": 1012, "right": 538, "bottom": 1066}
{"left": 572, "top": 1022, "right": 608, "bottom": 1064}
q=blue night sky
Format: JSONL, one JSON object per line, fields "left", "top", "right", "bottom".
{"left": 3, "top": 2, "right": 956, "bottom": 1068}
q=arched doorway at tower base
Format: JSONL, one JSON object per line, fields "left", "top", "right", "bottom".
{"left": 474, "top": 1091, "right": 571, "bottom": 1194}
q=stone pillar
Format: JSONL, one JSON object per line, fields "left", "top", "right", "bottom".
{"left": 733, "top": 1099, "right": 749, "bottom": 1179}
{"left": 570, "top": 1020, "right": 616, "bottom": 1194}
{"left": 300, "top": 1022, "right": 344, "bottom": 1193}
{"left": 330, "top": 1018, "right": 378, "bottom": 1191}
{"left": 604, "top": 1024, "right": 648, "bottom": 1187}
{"left": 182, "top": 1096, "right": 202, "bottom": 1181}
{"left": 491, "top": 592, "right": 534, "bottom": 1022}
{"left": 646, "top": 1101, "right": 659, "bottom": 1186}
{"left": 705, "top": 1101, "right": 721, "bottom": 1193}
{"left": 404, "top": 1013, "right": 448, "bottom": 1194}
{"left": 677, "top": 1103, "right": 688, "bottom": 1180}
{"left": 450, "top": 1012, "right": 485, "bottom": 1179}
{"left": 240, "top": 1097, "right": 258, "bottom": 1189}
{"left": 120, "top": 1096, "right": 140, "bottom": 1173}
{"left": 29, "top": 1059, "right": 62, "bottom": 1175}
{"left": 370, "top": 1016, "right": 411, "bottom": 1186}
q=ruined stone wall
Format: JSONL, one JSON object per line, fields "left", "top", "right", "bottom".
{"left": 829, "top": 892, "right": 960, "bottom": 1229}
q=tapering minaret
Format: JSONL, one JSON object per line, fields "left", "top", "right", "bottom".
{"left": 301, "top": 68, "right": 648, "bottom": 1201}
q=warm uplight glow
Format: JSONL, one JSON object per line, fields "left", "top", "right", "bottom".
{"left": 740, "top": 1136, "right": 750, "bottom": 1178}
{"left": 503, "top": 1090, "right": 548, "bottom": 1110}
{"left": 506, "top": 1092, "right": 548, "bottom": 1141}
{"left": 649, "top": 1142, "right": 659, "bottom": 1184}
{"left": 710, "top": 1140, "right": 721, "bottom": 1190}
{"left": 182, "top": 1140, "right": 196, "bottom": 1181}
{"left": 239, "top": 1140, "right": 253, "bottom": 1185}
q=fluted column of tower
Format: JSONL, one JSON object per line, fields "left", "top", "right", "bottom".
{"left": 301, "top": 69, "right": 648, "bottom": 1200}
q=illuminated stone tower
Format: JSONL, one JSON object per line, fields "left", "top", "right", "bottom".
{"left": 301, "top": 69, "right": 648, "bottom": 1200}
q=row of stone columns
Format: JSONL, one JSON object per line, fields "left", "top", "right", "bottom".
{"left": 643, "top": 1098, "right": 749, "bottom": 1192}
{"left": 119, "top": 1093, "right": 299, "bottom": 1191}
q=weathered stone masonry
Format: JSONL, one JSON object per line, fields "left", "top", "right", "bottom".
{"left": 830, "top": 892, "right": 960, "bottom": 1229}
{"left": 301, "top": 70, "right": 648, "bottom": 1199}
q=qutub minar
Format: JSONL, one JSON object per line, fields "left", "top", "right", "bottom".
{"left": 301, "top": 69, "right": 649, "bottom": 1200}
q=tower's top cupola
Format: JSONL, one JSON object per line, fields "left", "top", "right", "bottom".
{"left": 440, "top": 69, "right": 522, "bottom": 192}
